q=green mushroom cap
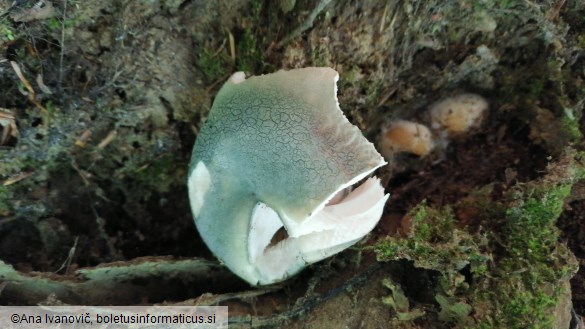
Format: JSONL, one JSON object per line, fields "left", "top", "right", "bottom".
{"left": 188, "top": 67, "right": 387, "bottom": 285}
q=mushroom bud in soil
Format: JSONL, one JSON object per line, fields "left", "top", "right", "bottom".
{"left": 379, "top": 120, "right": 435, "bottom": 158}
{"left": 429, "top": 93, "right": 489, "bottom": 136}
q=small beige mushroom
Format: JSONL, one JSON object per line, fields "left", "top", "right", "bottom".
{"left": 379, "top": 120, "right": 434, "bottom": 158}
{"left": 429, "top": 93, "right": 489, "bottom": 136}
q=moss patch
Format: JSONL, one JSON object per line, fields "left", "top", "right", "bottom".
{"left": 375, "top": 151, "right": 584, "bottom": 327}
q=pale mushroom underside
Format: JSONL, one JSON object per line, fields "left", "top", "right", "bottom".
{"left": 249, "top": 177, "right": 388, "bottom": 284}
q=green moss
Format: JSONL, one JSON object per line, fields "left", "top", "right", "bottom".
{"left": 382, "top": 278, "right": 426, "bottom": 321}
{"left": 561, "top": 110, "right": 583, "bottom": 143}
{"left": 309, "top": 42, "right": 332, "bottom": 67}
{"left": 236, "top": 28, "right": 262, "bottom": 73}
{"left": 44, "top": 16, "right": 77, "bottom": 33}
{"left": 235, "top": 0, "right": 267, "bottom": 74}
{"left": 0, "top": 185, "right": 14, "bottom": 216}
{"left": 528, "top": 78, "right": 546, "bottom": 96}
{"left": 469, "top": 152, "right": 583, "bottom": 328}
{"left": 436, "top": 294, "right": 472, "bottom": 325}
{"left": 375, "top": 203, "right": 488, "bottom": 326}
{"left": 0, "top": 22, "right": 15, "bottom": 41}
{"left": 502, "top": 290, "right": 556, "bottom": 327}
{"left": 503, "top": 184, "right": 570, "bottom": 263}
{"left": 376, "top": 204, "right": 488, "bottom": 276}
{"left": 197, "top": 0, "right": 270, "bottom": 78}
{"left": 0, "top": 153, "right": 47, "bottom": 220}
{"left": 375, "top": 152, "right": 584, "bottom": 327}
{"left": 578, "top": 34, "right": 585, "bottom": 48}
{"left": 198, "top": 47, "right": 232, "bottom": 81}
{"left": 129, "top": 153, "right": 185, "bottom": 193}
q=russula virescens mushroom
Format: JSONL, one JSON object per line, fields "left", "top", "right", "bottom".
{"left": 188, "top": 67, "right": 389, "bottom": 285}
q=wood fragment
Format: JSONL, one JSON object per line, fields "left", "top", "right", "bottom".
{"left": 0, "top": 108, "right": 18, "bottom": 145}
{"left": 2, "top": 172, "right": 33, "bottom": 186}
{"left": 10, "top": 61, "right": 48, "bottom": 113}
{"left": 75, "top": 129, "right": 92, "bottom": 147}
{"left": 228, "top": 31, "right": 236, "bottom": 62}
{"left": 36, "top": 73, "right": 53, "bottom": 94}
{"left": 97, "top": 130, "right": 117, "bottom": 149}
{"left": 53, "top": 236, "right": 79, "bottom": 275}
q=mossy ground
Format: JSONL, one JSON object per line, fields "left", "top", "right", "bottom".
{"left": 375, "top": 151, "right": 584, "bottom": 328}
{"left": 0, "top": 0, "right": 584, "bottom": 328}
